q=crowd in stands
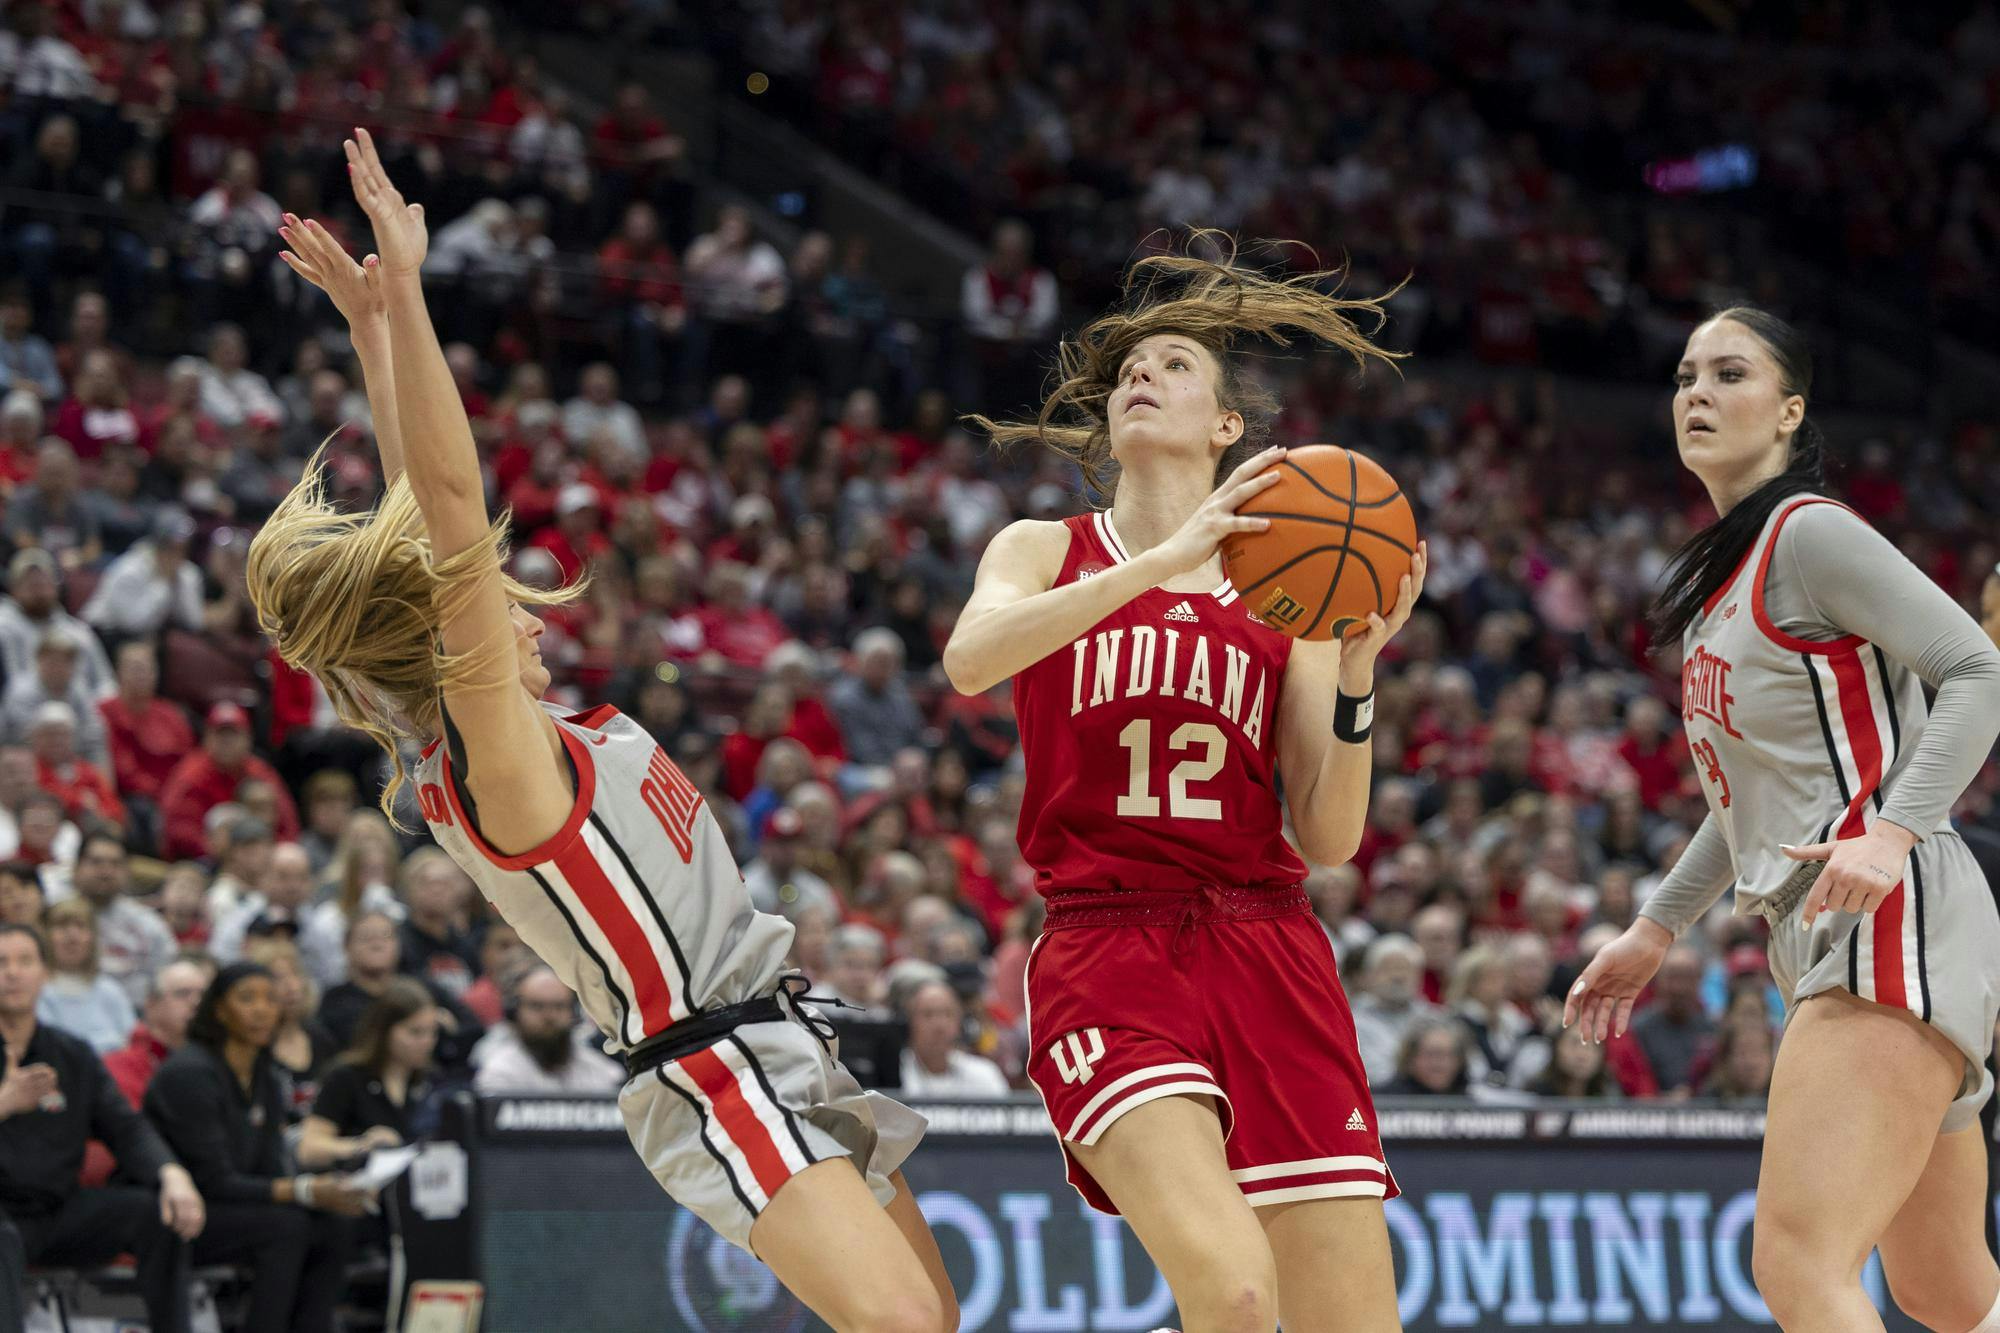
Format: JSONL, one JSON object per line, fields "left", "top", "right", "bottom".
{"left": 3, "top": 5, "right": 2000, "bottom": 1323}
{"left": 714, "top": 0, "right": 2000, "bottom": 372}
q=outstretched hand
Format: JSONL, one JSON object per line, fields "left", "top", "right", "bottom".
{"left": 342, "top": 127, "right": 428, "bottom": 276}
{"left": 278, "top": 213, "right": 384, "bottom": 334}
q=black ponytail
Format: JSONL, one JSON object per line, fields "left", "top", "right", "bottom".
{"left": 1649, "top": 307, "right": 1826, "bottom": 648}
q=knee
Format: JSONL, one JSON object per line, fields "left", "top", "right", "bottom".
{"left": 1884, "top": 1264, "right": 1995, "bottom": 1333}
{"left": 1751, "top": 1217, "right": 1861, "bottom": 1318}
{"left": 841, "top": 1284, "right": 945, "bottom": 1333}
{"left": 1181, "top": 1272, "right": 1279, "bottom": 1333}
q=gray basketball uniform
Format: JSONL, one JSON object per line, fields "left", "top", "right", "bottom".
{"left": 1641, "top": 496, "right": 2000, "bottom": 1132}
{"left": 415, "top": 702, "right": 923, "bottom": 1249}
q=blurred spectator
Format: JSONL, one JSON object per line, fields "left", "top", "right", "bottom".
{"left": 220, "top": 416, "right": 303, "bottom": 524}
{"left": 1349, "top": 934, "right": 1443, "bottom": 1086}
{"left": 1449, "top": 944, "right": 1533, "bottom": 1086}
{"left": 821, "top": 922, "right": 888, "bottom": 1013}
{"left": 961, "top": 220, "right": 1057, "bottom": 414}
{"left": 562, "top": 363, "right": 646, "bottom": 463}
{"left": 29, "top": 700, "right": 124, "bottom": 830}
{"left": 0, "top": 391, "right": 41, "bottom": 487}
{"left": 185, "top": 155, "right": 282, "bottom": 329}
{"left": 1698, "top": 1015, "right": 1777, "bottom": 1108}
{"left": 1629, "top": 945, "right": 1715, "bottom": 1097}
{"left": 471, "top": 964, "right": 624, "bottom": 1095}
{"left": 597, "top": 201, "right": 685, "bottom": 402}
{"left": 683, "top": 204, "right": 787, "bottom": 389}
{"left": 201, "top": 811, "right": 271, "bottom": 921}
{"left": 0, "top": 923, "right": 200, "bottom": 1333}
{"left": 158, "top": 862, "right": 210, "bottom": 949}
{"left": 193, "top": 325, "right": 284, "bottom": 432}
{"left": 212, "top": 841, "right": 343, "bottom": 989}
{"left": 1410, "top": 902, "right": 1465, "bottom": 1005}
{"left": 830, "top": 628, "right": 927, "bottom": 769}
{"left": 1525, "top": 1022, "right": 1623, "bottom": 1100}
{"left": 159, "top": 703, "right": 299, "bottom": 861}
{"left": 57, "top": 832, "right": 173, "bottom": 1007}
{"left": 0, "top": 547, "right": 114, "bottom": 698}
{"left": 744, "top": 805, "right": 835, "bottom": 916}
{"left": 397, "top": 849, "right": 480, "bottom": 1001}
{"left": 52, "top": 350, "right": 140, "bottom": 462}
{"left": 145, "top": 963, "right": 361, "bottom": 1333}
{"left": 309, "top": 810, "right": 403, "bottom": 942}
{"left": 532, "top": 483, "right": 611, "bottom": 584}
{"left": 3, "top": 629, "right": 109, "bottom": 763}
{"left": 1376, "top": 1014, "right": 1474, "bottom": 1097}
{"left": 317, "top": 912, "right": 408, "bottom": 1051}
{"left": 299, "top": 978, "right": 439, "bottom": 1169}
{"left": 5, "top": 439, "right": 101, "bottom": 567}
{"left": 100, "top": 639, "right": 196, "bottom": 839}
{"left": 461, "top": 923, "right": 523, "bottom": 1032}
{"left": 103, "top": 958, "right": 213, "bottom": 1113}
{"left": 1305, "top": 863, "right": 1375, "bottom": 968}
{"left": 1616, "top": 696, "right": 1684, "bottom": 812}
{"left": 0, "top": 289, "right": 62, "bottom": 403}
{"left": 898, "top": 979, "right": 1009, "bottom": 1097}
{"left": 34, "top": 898, "right": 135, "bottom": 1053}
{"left": 0, "top": 861, "right": 43, "bottom": 927}
{"left": 297, "top": 770, "right": 360, "bottom": 875}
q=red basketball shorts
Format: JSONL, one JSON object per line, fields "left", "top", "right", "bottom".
{"left": 1024, "top": 887, "right": 1396, "bottom": 1214}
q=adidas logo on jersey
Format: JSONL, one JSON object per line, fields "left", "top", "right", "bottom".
{"left": 1164, "top": 600, "right": 1200, "bottom": 623}
{"left": 1346, "top": 1107, "right": 1368, "bottom": 1132}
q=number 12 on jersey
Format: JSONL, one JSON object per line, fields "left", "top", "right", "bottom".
{"left": 1116, "top": 719, "right": 1226, "bottom": 820}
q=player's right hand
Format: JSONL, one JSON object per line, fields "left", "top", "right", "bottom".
{"left": 1562, "top": 918, "right": 1671, "bottom": 1044}
{"left": 278, "top": 213, "right": 385, "bottom": 334}
{"left": 342, "top": 127, "right": 428, "bottom": 277}
{"left": 1149, "top": 445, "right": 1285, "bottom": 578}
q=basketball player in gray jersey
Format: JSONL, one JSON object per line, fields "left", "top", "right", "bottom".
{"left": 1568, "top": 307, "right": 2000, "bottom": 1332}
{"left": 247, "top": 132, "right": 957, "bottom": 1331}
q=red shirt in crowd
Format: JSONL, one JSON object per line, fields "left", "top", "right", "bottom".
{"left": 52, "top": 399, "right": 141, "bottom": 460}
{"left": 158, "top": 750, "right": 300, "bottom": 859}
{"left": 37, "top": 756, "right": 126, "bottom": 831}
{"left": 1616, "top": 733, "right": 1686, "bottom": 811}
{"left": 99, "top": 695, "right": 196, "bottom": 801}
{"left": 691, "top": 603, "right": 790, "bottom": 670}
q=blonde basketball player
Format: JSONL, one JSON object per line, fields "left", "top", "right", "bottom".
{"left": 249, "top": 129, "right": 955, "bottom": 1333}
{"left": 1567, "top": 306, "right": 2000, "bottom": 1332}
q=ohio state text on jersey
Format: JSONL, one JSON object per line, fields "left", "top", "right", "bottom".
{"left": 1012, "top": 512, "right": 1307, "bottom": 894}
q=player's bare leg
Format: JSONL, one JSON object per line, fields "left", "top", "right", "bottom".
{"left": 1069, "top": 1095, "right": 1278, "bottom": 1333}
{"left": 1257, "top": 1196, "right": 1400, "bottom": 1332}
{"left": 748, "top": 1157, "right": 949, "bottom": 1332}
{"left": 1753, "top": 990, "right": 1963, "bottom": 1331}
{"left": 883, "top": 1170, "right": 959, "bottom": 1330}
{"left": 1875, "top": 1125, "right": 2000, "bottom": 1331}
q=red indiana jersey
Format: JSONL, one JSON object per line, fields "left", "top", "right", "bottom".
{"left": 1013, "top": 512, "right": 1307, "bottom": 894}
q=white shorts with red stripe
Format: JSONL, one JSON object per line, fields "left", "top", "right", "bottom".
{"left": 1775, "top": 827, "right": 2000, "bottom": 1133}
{"left": 617, "top": 1007, "right": 927, "bottom": 1251}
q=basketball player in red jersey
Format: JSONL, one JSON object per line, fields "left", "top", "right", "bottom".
{"left": 945, "top": 242, "right": 1425, "bottom": 1331}
{"left": 248, "top": 131, "right": 956, "bottom": 1332}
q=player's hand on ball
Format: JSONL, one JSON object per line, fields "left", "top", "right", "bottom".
{"left": 278, "top": 213, "right": 385, "bottom": 334}
{"left": 1563, "top": 918, "right": 1670, "bottom": 1044}
{"left": 1151, "top": 446, "right": 1286, "bottom": 578}
{"left": 1786, "top": 822, "right": 1916, "bottom": 925}
{"left": 1337, "top": 540, "right": 1426, "bottom": 687}
{"left": 342, "top": 127, "right": 428, "bottom": 276}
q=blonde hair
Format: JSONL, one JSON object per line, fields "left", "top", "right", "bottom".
{"left": 246, "top": 449, "right": 583, "bottom": 826}
{"left": 44, "top": 897, "right": 99, "bottom": 977}
{"left": 969, "top": 230, "right": 1402, "bottom": 501}
{"left": 325, "top": 808, "right": 400, "bottom": 923}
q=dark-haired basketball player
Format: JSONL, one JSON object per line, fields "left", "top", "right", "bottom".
{"left": 1569, "top": 306, "right": 2000, "bottom": 1331}
{"left": 946, "top": 242, "right": 1426, "bottom": 1331}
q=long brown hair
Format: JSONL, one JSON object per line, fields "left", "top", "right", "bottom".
{"left": 245, "top": 448, "right": 583, "bottom": 825}
{"left": 340, "top": 976, "right": 436, "bottom": 1077}
{"left": 970, "top": 231, "right": 1402, "bottom": 501}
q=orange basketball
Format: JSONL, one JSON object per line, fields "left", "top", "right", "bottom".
{"left": 1221, "top": 444, "right": 1419, "bottom": 640}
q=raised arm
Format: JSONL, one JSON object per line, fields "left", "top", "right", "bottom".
{"left": 942, "top": 447, "right": 1288, "bottom": 695}
{"left": 343, "top": 128, "right": 572, "bottom": 851}
{"left": 277, "top": 212, "right": 406, "bottom": 485}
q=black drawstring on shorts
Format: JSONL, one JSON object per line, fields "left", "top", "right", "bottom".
{"left": 778, "top": 971, "right": 847, "bottom": 1047}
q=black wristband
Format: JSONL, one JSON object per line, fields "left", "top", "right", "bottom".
{"left": 1333, "top": 688, "right": 1375, "bottom": 743}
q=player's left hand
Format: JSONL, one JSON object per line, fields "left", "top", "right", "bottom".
{"left": 1787, "top": 820, "right": 1917, "bottom": 925}
{"left": 1337, "top": 540, "right": 1426, "bottom": 693}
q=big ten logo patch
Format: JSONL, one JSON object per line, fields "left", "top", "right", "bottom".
{"left": 1050, "top": 1027, "right": 1106, "bottom": 1085}
{"left": 1255, "top": 588, "right": 1307, "bottom": 629}
{"left": 640, "top": 748, "right": 704, "bottom": 863}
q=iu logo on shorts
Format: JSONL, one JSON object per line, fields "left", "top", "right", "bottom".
{"left": 1050, "top": 1028, "right": 1106, "bottom": 1085}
